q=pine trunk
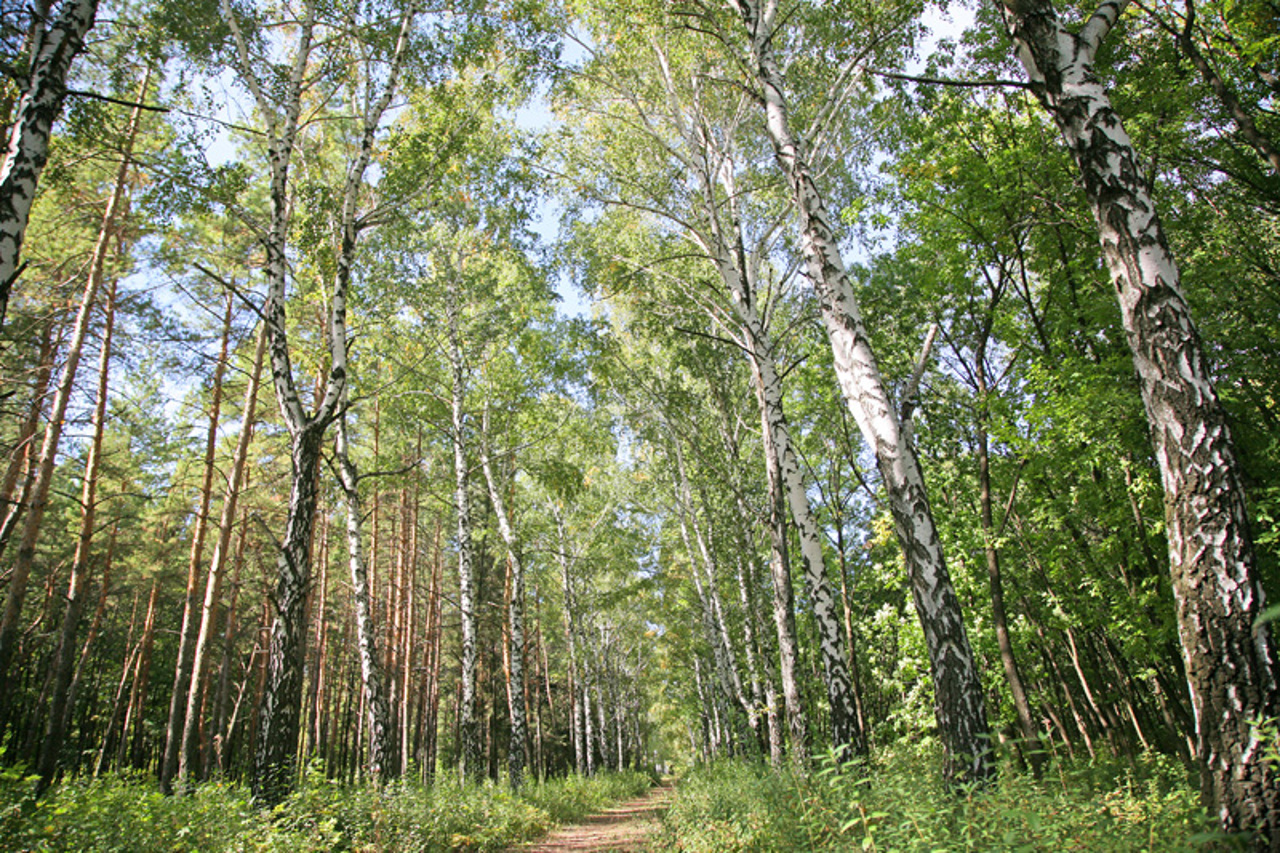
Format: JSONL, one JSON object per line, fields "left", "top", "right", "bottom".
{"left": 163, "top": 292, "right": 234, "bottom": 792}
{"left": 0, "top": 78, "right": 140, "bottom": 697}
{"left": 34, "top": 270, "right": 117, "bottom": 794}
{"left": 0, "top": 318, "right": 56, "bottom": 564}
{"left": 179, "top": 323, "right": 266, "bottom": 782}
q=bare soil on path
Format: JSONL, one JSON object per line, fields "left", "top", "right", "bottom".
{"left": 512, "top": 782, "right": 674, "bottom": 853}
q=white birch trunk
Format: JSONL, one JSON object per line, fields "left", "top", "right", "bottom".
{"left": 479, "top": 410, "right": 528, "bottom": 790}
{"left": 1002, "top": 0, "right": 1280, "bottom": 838}
{"left": 0, "top": 0, "right": 99, "bottom": 329}
{"left": 446, "top": 282, "right": 482, "bottom": 782}
{"left": 335, "top": 410, "right": 395, "bottom": 783}
{"left": 221, "top": 0, "right": 414, "bottom": 799}
{"left": 730, "top": 0, "right": 992, "bottom": 782}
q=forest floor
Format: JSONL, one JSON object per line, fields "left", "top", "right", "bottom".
{"left": 513, "top": 780, "right": 674, "bottom": 852}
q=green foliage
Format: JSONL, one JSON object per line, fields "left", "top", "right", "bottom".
{"left": 0, "top": 769, "right": 265, "bottom": 853}
{"left": 659, "top": 751, "right": 1218, "bottom": 852}
{"left": 0, "top": 769, "right": 651, "bottom": 852}
{"left": 520, "top": 768, "right": 653, "bottom": 824}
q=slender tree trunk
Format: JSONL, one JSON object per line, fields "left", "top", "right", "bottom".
{"left": 745, "top": 328, "right": 864, "bottom": 756}
{"left": 479, "top": 411, "right": 527, "bottom": 790}
{"left": 228, "top": 0, "right": 413, "bottom": 800}
{"left": 0, "top": 0, "right": 100, "bottom": 330}
{"left": 334, "top": 410, "right": 395, "bottom": 782}
{"left": 0, "top": 318, "right": 56, "bottom": 564}
{"left": 163, "top": 292, "right": 234, "bottom": 792}
{"left": 974, "top": 356, "right": 1039, "bottom": 769}
{"left": 34, "top": 268, "right": 118, "bottom": 794}
{"left": 211, "top": 509, "right": 250, "bottom": 772}
{"left": 121, "top": 579, "right": 159, "bottom": 770}
{"left": 179, "top": 324, "right": 267, "bottom": 782}
{"left": 0, "top": 75, "right": 142, "bottom": 697}
{"left": 96, "top": 589, "right": 140, "bottom": 776}
{"left": 556, "top": 516, "right": 587, "bottom": 776}
{"left": 1001, "top": 0, "right": 1280, "bottom": 840}
{"left": 423, "top": 532, "right": 443, "bottom": 780}
{"left": 446, "top": 283, "right": 481, "bottom": 782}
{"left": 730, "top": 0, "right": 992, "bottom": 783}
{"left": 400, "top": 475, "right": 417, "bottom": 778}
{"left": 755, "top": 377, "right": 808, "bottom": 761}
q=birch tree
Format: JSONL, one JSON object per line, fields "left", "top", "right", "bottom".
{"left": 725, "top": 0, "right": 993, "bottom": 783}
{"left": 556, "top": 23, "right": 864, "bottom": 759}
{"left": 215, "top": 0, "right": 416, "bottom": 800}
{"left": 999, "top": 0, "right": 1280, "bottom": 839}
{"left": 0, "top": 0, "right": 99, "bottom": 331}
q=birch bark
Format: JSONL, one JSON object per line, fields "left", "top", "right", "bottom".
{"left": 0, "top": 0, "right": 99, "bottom": 330}
{"left": 1001, "top": 0, "right": 1280, "bottom": 839}
{"left": 335, "top": 409, "right": 395, "bottom": 783}
{"left": 729, "top": 0, "right": 992, "bottom": 782}
{"left": 219, "top": 0, "right": 414, "bottom": 798}
{"left": 479, "top": 409, "right": 528, "bottom": 790}
{"left": 446, "top": 280, "right": 483, "bottom": 782}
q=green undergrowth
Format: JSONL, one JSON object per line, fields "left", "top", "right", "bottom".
{"left": 0, "top": 765, "right": 653, "bottom": 852}
{"left": 658, "top": 748, "right": 1226, "bottom": 851}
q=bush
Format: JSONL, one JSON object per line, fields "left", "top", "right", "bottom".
{"left": 0, "top": 766, "right": 652, "bottom": 852}
{"left": 521, "top": 768, "right": 652, "bottom": 825}
{"left": 659, "top": 748, "right": 1222, "bottom": 852}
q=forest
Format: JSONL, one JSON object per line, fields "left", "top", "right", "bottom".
{"left": 0, "top": 0, "right": 1278, "bottom": 849}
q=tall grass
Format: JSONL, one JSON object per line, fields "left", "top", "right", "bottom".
{"left": 0, "top": 765, "right": 653, "bottom": 852}
{"left": 658, "top": 747, "right": 1224, "bottom": 852}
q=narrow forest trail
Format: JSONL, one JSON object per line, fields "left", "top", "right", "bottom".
{"left": 513, "top": 782, "right": 675, "bottom": 852}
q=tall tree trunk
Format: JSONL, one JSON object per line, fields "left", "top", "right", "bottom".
{"left": 974, "top": 351, "right": 1039, "bottom": 770}
{"left": 0, "top": 0, "right": 99, "bottom": 330}
{"left": 121, "top": 579, "right": 159, "bottom": 770}
{"left": 34, "top": 268, "right": 117, "bottom": 794}
{"left": 226, "top": 0, "right": 413, "bottom": 800}
{"left": 211, "top": 507, "right": 250, "bottom": 772}
{"left": 95, "top": 588, "right": 140, "bottom": 776}
{"left": 0, "top": 73, "right": 141, "bottom": 698}
{"left": 334, "top": 409, "right": 395, "bottom": 783}
{"left": 755, "top": 379, "right": 808, "bottom": 761}
{"left": 1001, "top": 0, "right": 1280, "bottom": 840}
{"left": 399, "top": 480, "right": 417, "bottom": 778}
{"left": 447, "top": 282, "right": 482, "bottom": 782}
{"left": 163, "top": 292, "right": 234, "bottom": 792}
{"left": 744, "top": 325, "right": 864, "bottom": 756}
{"left": 730, "top": 0, "right": 992, "bottom": 783}
{"left": 0, "top": 317, "right": 56, "bottom": 563}
{"left": 479, "top": 409, "right": 527, "bottom": 790}
{"left": 179, "top": 323, "right": 266, "bottom": 783}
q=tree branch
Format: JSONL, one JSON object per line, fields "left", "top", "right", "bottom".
{"left": 868, "top": 68, "right": 1028, "bottom": 90}
{"left": 66, "top": 88, "right": 168, "bottom": 113}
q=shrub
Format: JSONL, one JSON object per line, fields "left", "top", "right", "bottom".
{"left": 0, "top": 765, "right": 651, "bottom": 852}
{"left": 659, "top": 748, "right": 1222, "bottom": 852}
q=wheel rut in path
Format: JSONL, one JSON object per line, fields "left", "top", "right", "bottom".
{"left": 513, "top": 782, "right": 674, "bottom": 852}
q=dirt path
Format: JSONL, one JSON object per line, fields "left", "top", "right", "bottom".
{"left": 513, "top": 783, "right": 674, "bottom": 852}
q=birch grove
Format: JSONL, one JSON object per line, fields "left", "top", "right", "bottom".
{"left": 0, "top": 1, "right": 1277, "bottom": 844}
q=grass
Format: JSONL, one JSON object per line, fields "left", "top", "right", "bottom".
{"left": 0, "top": 765, "right": 654, "bottom": 852}
{"left": 657, "top": 747, "right": 1227, "bottom": 852}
